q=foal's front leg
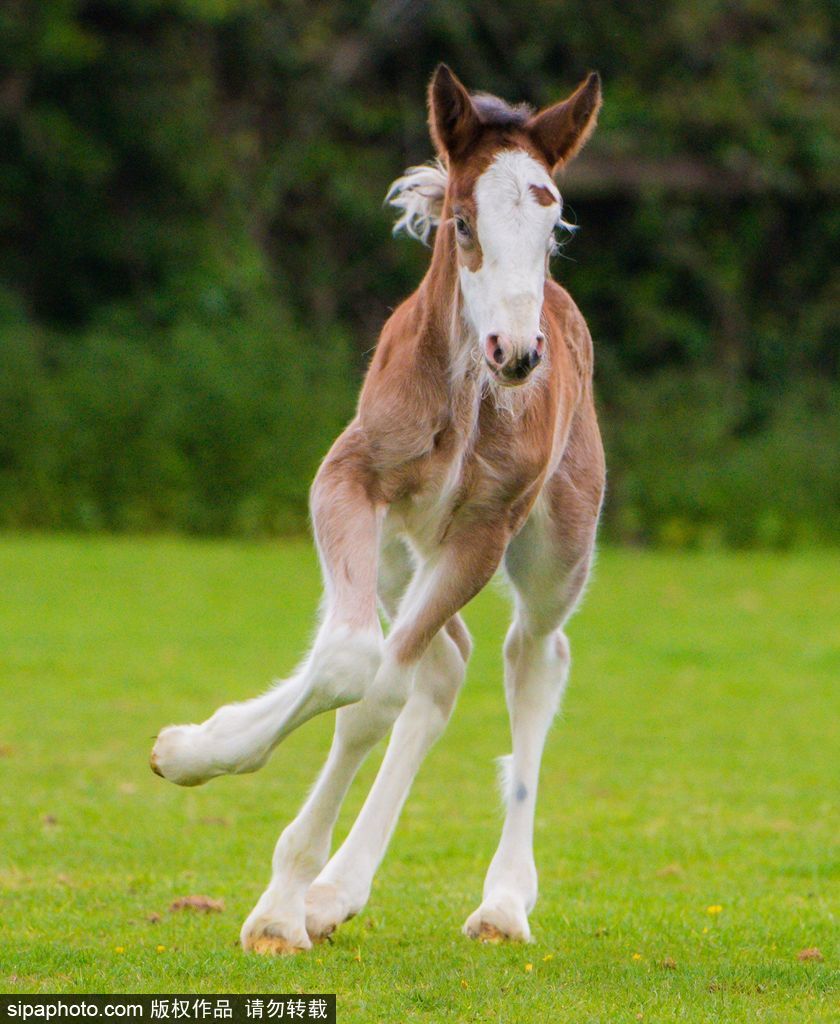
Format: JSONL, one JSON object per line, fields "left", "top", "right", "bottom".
{"left": 243, "top": 523, "right": 506, "bottom": 953}
{"left": 150, "top": 432, "right": 384, "bottom": 787}
{"left": 239, "top": 534, "right": 415, "bottom": 954}
{"left": 241, "top": 622, "right": 470, "bottom": 954}
{"left": 301, "top": 526, "right": 508, "bottom": 939}
{"left": 464, "top": 497, "right": 596, "bottom": 943}
{"left": 304, "top": 617, "right": 470, "bottom": 940}
{"left": 239, "top": 697, "right": 397, "bottom": 953}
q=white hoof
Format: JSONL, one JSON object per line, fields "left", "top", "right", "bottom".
{"left": 241, "top": 896, "right": 311, "bottom": 955}
{"left": 150, "top": 700, "right": 274, "bottom": 786}
{"left": 150, "top": 723, "right": 222, "bottom": 787}
{"left": 304, "top": 881, "right": 367, "bottom": 940}
{"left": 463, "top": 892, "right": 532, "bottom": 943}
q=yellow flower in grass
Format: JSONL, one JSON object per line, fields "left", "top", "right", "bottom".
{"left": 524, "top": 963, "right": 533, "bottom": 972}
{"left": 114, "top": 946, "right": 125, "bottom": 954}
{"left": 707, "top": 905, "right": 723, "bottom": 915}
{"left": 156, "top": 945, "right": 166, "bottom": 953}
{"left": 632, "top": 953, "right": 642, "bottom": 961}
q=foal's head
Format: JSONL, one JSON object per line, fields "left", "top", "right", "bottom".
{"left": 400, "top": 66, "right": 601, "bottom": 388}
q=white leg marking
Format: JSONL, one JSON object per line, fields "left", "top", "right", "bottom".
{"left": 306, "top": 627, "right": 466, "bottom": 939}
{"left": 239, "top": 646, "right": 422, "bottom": 951}
{"left": 464, "top": 625, "right": 569, "bottom": 943}
{"left": 240, "top": 699, "right": 388, "bottom": 952}
{"left": 150, "top": 623, "right": 382, "bottom": 787}
{"left": 239, "top": 531, "right": 422, "bottom": 951}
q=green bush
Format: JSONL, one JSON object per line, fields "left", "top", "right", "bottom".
{"left": 601, "top": 370, "right": 840, "bottom": 547}
{"left": 0, "top": 290, "right": 355, "bottom": 535}
{"left": 0, "top": 1, "right": 836, "bottom": 544}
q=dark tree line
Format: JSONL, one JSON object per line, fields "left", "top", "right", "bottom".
{"left": 1, "top": 1, "right": 837, "bottom": 543}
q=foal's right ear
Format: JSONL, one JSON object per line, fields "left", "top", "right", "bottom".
{"left": 428, "top": 64, "right": 480, "bottom": 160}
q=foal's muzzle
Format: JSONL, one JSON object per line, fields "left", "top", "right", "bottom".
{"left": 484, "top": 333, "right": 544, "bottom": 386}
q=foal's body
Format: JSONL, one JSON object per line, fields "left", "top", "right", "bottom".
{"left": 151, "top": 66, "right": 605, "bottom": 952}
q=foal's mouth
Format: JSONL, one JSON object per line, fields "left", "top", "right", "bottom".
{"left": 484, "top": 361, "right": 538, "bottom": 389}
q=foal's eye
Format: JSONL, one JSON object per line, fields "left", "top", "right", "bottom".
{"left": 454, "top": 216, "right": 471, "bottom": 241}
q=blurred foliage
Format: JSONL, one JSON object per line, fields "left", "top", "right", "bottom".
{"left": 0, "top": 0, "right": 837, "bottom": 542}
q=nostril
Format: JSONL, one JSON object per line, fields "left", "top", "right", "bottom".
{"left": 485, "top": 334, "right": 504, "bottom": 366}
{"left": 535, "top": 333, "right": 545, "bottom": 356}
{"left": 528, "top": 347, "right": 542, "bottom": 369}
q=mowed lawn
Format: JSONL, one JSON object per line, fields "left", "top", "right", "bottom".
{"left": 0, "top": 536, "right": 837, "bottom": 1022}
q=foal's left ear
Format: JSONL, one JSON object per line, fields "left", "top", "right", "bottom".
{"left": 527, "top": 72, "right": 602, "bottom": 170}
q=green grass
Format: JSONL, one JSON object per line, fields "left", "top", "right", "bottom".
{"left": 1, "top": 536, "right": 837, "bottom": 1022}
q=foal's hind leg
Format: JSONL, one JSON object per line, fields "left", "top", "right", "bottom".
{"left": 465, "top": 468, "right": 600, "bottom": 942}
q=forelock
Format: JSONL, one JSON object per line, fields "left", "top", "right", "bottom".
{"left": 470, "top": 93, "right": 534, "bottom": 130}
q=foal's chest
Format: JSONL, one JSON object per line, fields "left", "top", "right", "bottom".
{"left": 392, "top": 425, "right": 472, "bottom": 550}
{"left": 392, "top": 390, "right": 551, "bottom": 551}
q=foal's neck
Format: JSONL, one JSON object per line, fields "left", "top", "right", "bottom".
{"left": 419, "top": 222, "right": 477, "bottom": 393}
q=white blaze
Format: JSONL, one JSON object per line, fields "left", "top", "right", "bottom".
{"left": 458, "top": 150, "right": 560, "bottom": 358}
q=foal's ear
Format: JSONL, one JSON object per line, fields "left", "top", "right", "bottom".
{"left": 428, "top": 64, "right": 480, "bottom": 159}
{"left": 527, "top": 72, "right": 602, "bottom": 170}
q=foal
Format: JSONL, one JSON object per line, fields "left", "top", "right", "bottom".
{"left": 151, "top": 65, "right": 605, "bottom": 952}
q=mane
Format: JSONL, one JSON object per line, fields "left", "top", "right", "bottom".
{"left": 385, "top": 158, "right": 448, "bottom": 245}
{"left": 471, "top": 94, "right": 533, "bottom": 129}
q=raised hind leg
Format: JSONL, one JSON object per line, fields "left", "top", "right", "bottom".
{"left": 465, "top": 425, "right": 603, "bottom": 942}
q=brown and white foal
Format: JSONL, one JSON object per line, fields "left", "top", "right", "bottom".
{"left": 151, "top": 65, "right": 606, "bottom": 953}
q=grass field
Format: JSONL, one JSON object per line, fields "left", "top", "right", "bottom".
{"left": 1, "top": 535, "right": 837, "bottom": 1021}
